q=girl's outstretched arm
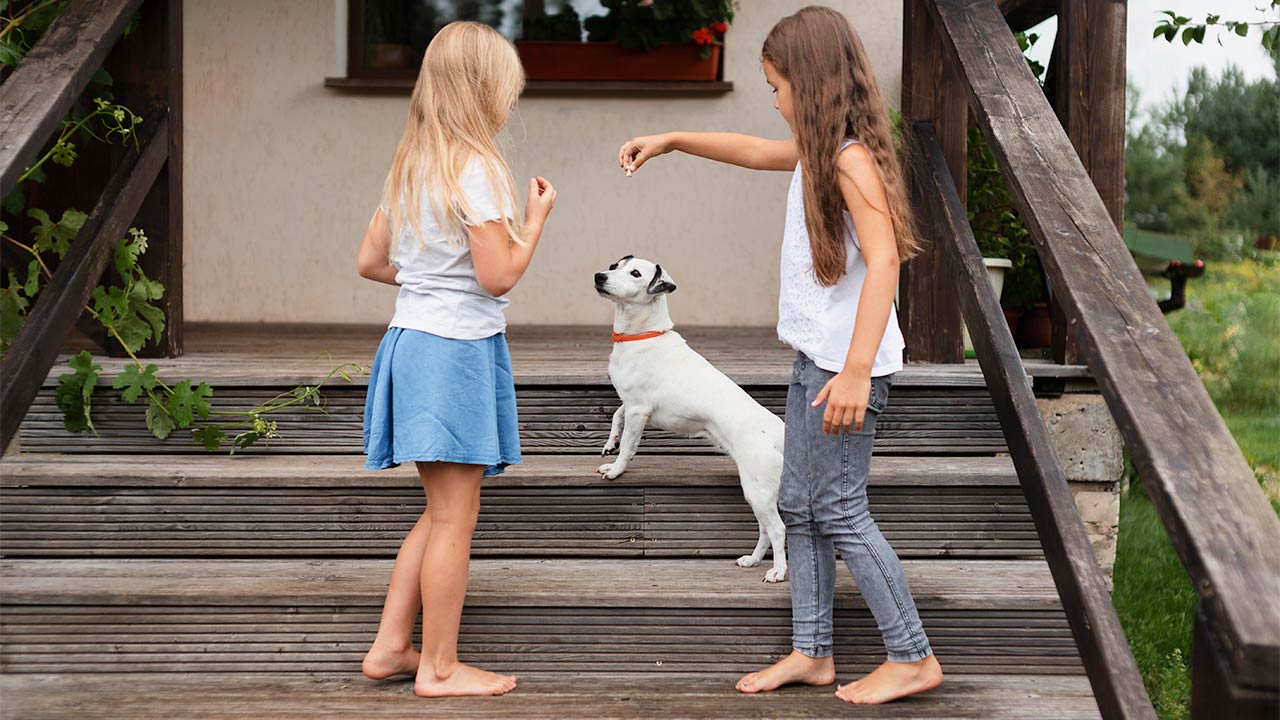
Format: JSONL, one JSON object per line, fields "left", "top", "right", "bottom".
{"left": 811, "top": 143, "right": 901, "bottom": 435}
{"left": 470, "top": 176, "right": 557, "bottom": 297}
{"left": 620, "top": 132, "right": 797, "bottom": 173}
{"left": 357, "top": 208, "right": 400, "bottom": 286}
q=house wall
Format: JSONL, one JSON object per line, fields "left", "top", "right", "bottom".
{"left": 182, "top": 1, "right": 903, "bottom": 326}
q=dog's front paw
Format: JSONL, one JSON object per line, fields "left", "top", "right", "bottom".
{"left": 596, "top": 462, "right": 625, "bottom": 480}
{"left": 735, "top": 555, "right": 762, "bottom": 568}
{"left": 600, "top": 438, "right": 618, "bottom": 457}
{"left": 764, "top": 566, "right": 788, "bottom": 583}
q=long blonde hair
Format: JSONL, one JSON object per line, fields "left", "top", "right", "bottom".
{"left": 762, "top": 6, "right": 920, "bottom": 286}
{"left": 382, "top": 21, "right": 526, "bottom": 255}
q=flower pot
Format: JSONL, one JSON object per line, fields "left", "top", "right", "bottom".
{"left": 1003, "top": 308, "right": 1024, "bottom": 335}
{"left": 515, "top": 41, "right": 720, "bottom": 81}
{"left": 962, "top": 258, "right": 1014, "bottom": 354}
{"left": 1018, "top": 302, "right": 1053, "bottom": 348}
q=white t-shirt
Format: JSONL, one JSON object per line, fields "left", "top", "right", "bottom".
{"left": 776, "top": 138, "right": 906, "bottom": 376}
{"left": 382, "top": 158, "right": 512, "bottom": 340}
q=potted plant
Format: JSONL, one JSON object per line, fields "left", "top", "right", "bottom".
{"left": 517, "top": 0, "right": 733, "bottom": 82}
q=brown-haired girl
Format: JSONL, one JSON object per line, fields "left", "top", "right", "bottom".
{"left": 617, "top": 4, "right": 942, "bottom": 705}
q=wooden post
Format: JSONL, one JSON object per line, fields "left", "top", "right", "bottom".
{"left": 1192, "top": 606, "right": 1280, "bottom": 719}
{"left": 900, "top": 0, "right": 966, "bottom": 363}
{"left": 98, "top": 0, "right": 183, "bottom": 357}
{"left": 1047, "top": 0, "right": 1125, "bottom": 364}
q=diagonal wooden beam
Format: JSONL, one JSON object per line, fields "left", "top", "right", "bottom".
{"left": 0, "top": 114, "right": 168, "bottom": 456}
{"left": 911, "top": 121, "right": 1154, "bottom": 720}
{"left": 928, "top": 0, "right": 1280, "bottom": 693}
{"left": 0, "top": 0, "right": 145, "bottom": 195}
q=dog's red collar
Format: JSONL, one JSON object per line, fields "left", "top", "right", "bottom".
{"left": 612, "top": 329, "right": 667, "bottom": 343}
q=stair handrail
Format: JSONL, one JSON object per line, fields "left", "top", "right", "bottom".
{"left": 921, "top": 0, "right": 1280, "bottom": 713}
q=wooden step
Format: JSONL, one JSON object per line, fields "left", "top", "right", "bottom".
{"left": 0, "top": 672, "right": 1102, "bottom": 719}
{"left": 0, "top": 558, "right": 1083, "bottom": 677}
{"left": 0, "top": 455, "right": 1041, "bottom": 559}
{"left": 17, "top": 384, "right": 1014, "bottom": 455}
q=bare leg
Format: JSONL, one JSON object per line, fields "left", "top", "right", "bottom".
{"left": 414, "top": 462, "right": 517, "bottom": 697}
{"left": 363, "top": 491, "right": 431, "bottom": 679}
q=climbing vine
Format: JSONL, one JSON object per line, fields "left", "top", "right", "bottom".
{"left": 2, "top": 1, "right": 365, "bottom": 453}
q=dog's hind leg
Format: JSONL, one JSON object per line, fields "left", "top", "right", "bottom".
{"left": 602, "top": 406, "right": 624, "bottom": 456}
{"left": 739, "top": 462, "right": 788, "bottom": 582}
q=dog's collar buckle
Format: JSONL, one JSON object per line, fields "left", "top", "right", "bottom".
{"left": 612, "top": 330, "right": 667, "bottom": 343}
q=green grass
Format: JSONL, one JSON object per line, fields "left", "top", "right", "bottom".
{"left": 1114, "top": 257, "right": 1279, "bottom": 719}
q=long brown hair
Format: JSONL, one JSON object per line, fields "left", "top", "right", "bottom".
{"left": 762, "top": 6, "right": 920, "bottom": 286}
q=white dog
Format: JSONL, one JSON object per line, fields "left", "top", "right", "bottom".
{"left": 594, "top": 256, "right": 787, "bottom": 582}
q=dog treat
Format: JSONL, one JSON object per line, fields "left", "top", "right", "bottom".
{"left": 625, "top": 167, "right": 634, "bottom": 178}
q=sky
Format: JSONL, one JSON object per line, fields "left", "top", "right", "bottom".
{"left": 1024, "top": 0, "right": 1279, "bottom": 116}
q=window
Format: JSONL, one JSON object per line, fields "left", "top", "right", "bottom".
{"left": 347, "top": 0, "right": 607, "bottom": 79}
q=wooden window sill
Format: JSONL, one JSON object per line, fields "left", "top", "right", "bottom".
{"left": 324, "top": 77, "right": 734, "bottom": 96}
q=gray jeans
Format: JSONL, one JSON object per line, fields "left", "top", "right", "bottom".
{"left": 779, "top": 352, "right": 933, "bottom": 663}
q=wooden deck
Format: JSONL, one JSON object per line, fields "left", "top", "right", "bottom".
{"left": 1, "top": 323, "right": 1103, "bottom": 717}
{"left": 53, "top": 322, "right": 1092, "bottom": 386}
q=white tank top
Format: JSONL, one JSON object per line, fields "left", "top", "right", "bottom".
{"left": 776, "top": 138, "right": 905, "bottom": 376}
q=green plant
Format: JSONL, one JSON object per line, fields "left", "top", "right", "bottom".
{"left": 1, "top": 1, "right": 365, "bottom": 453}
{"left": 585, "top": 0, "right": 734, "bottom": 58}
{"left": 1153, "top": 4, "right": 1280, "bottom": 53}
{"left": 522, "top": 4, "right": 582, "bottom": 42}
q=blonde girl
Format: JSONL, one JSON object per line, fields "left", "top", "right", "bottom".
{"left": 356, "top": 21, "right": 555, "bottom": 698}
{"left": 618, "top": 5, "right": 942, "bottom": 706}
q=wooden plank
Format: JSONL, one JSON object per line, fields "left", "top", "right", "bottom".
{"left": 0, "top": 672, "right": 1102, "bottom": 719}
{"left": 0, "top": 0, "right": 145, "bottom": 193}
{"left": 0, "top": 114, "right": 170, "bottom": 455}
{"left": 998, "top": 0, "right": 1059, "bottom": 32}
{"left": 929, "top": 0, "right": 1280, "bottom": 692}
{"left": 0, "top": 558, "right": 1064, "bottom": 609}
{"left": 900, "top": 0, "right": 966, "bottom": 363}
{"left": 909, "top": 120, "right": 1152, "bottom": 719}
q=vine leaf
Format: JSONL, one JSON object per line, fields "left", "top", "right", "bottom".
{"left": 146, "top": 395, "right": 175, "bottom": 440}
{"left": 167, "top": 380, "right": 213, "bottom": 427}
{"left": 192, "top": 426, "right": 227, "bottom": 452}
{"left": 29, "top": 208, "right": 86, "bottom": 259}
{"left": 113, "top": 363, "right": 160, "bottom": 403}
{"left": 55, "top": 351, "right": 101, "bottom": 435}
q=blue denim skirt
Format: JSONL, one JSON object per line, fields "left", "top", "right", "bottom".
{"left": 363, "top": 327, "right": 522, "bottom": 476}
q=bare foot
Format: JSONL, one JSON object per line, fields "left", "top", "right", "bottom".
{"left": 414, "top": 662, "right": 518, "bottom": 697}
{"left": 362, "top": 643, "right": 421, "bottom": 680}
{"left": 835, "top": 654, "right": 943, "bottom": 704}
{"left": 736, "top": 650, "right": 835, "bottom": 694}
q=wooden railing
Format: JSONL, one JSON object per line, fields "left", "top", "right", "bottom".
{"left": 907, "top": 0, "right": 1280, "bottom": 717}
{"left": 0, "top": 0, "right": 181, "bottom": 455}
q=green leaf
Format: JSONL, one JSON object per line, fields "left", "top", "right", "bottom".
{"left": 112, "top": 363, "right": 160, "bottom": 403}
{"left": 167, "top": 380, "right": 213, "bottom": 428}
{"left": 0, "top": 286, "right": 30, "bottom": 348}
{"left": 231, "top": 430, "right": 260, "bottom": 454}
{"left": 55, "top": 351, "right": 101, "bottom": 434}
{"left": 92, "top": 67, "right": 113, "bottom": 86}
{"left": 113, "top": 229, "right": 149, "bottom": 277}
{"left": 23, "top": 260, "right": 39, "bottom": 296}
{"left": 146, "top": 395, "right": 175, "bottom": 440}
{"left": 1181, "top": 26, "right": 1196, "bottom": 45}
{"left": 2, "top": 183, "right": 24, "bottom": 216}
{"left": 192, "top": 425, "right": 227, "bottom": 452}
{"left": 50, "top": 139, "right": 77, "bottom": 167}
{"left": 29, "top": 207, "right": 86, "bottom": 258}
{"left": 1164, "top": 25, "right": 1177, "bottom": 42}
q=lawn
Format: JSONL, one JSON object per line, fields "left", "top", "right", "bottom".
{"left": 1114, "top": 256, "right": 1279, "bottom": 720}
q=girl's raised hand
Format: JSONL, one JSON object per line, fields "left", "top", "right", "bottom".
{"left": 526, "top": 176, "right": 557, "bottom": 227}
{"left": 618, "top": 134, "right": 671, "bottom": 174}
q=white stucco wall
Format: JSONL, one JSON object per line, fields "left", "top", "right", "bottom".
{"left": 183, "top": 1, "right": 903, "bottom": 326}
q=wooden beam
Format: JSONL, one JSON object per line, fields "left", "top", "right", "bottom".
{"left": 899, "top": 0, "right": 966, "bottom": 363}
{"left": 910, "top": 121, "right": 1154, "bottom": 720}
{"left": 929, "top": 0, "right": 1280, "bottom": 693}
{"left": 998, "top": 0, "right": 1059, "bottom": 33}
{"left": 0, "top": 115, "right": 168, "bottom": 456}
{"left": 0, "top": 0, "right": 145, "bottom": 195}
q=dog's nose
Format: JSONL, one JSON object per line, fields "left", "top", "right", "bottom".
{"left": 593, "top": 273, "right": 607, "bottom": 286}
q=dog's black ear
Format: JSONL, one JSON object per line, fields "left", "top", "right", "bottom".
{"left": 647, "top": 264, "right": 677, "bottom": 295}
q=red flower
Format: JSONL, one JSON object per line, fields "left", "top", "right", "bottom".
{"left": 711, "top": 21, "right": 729, "bottom": 34}
{"left": 692, "top": 26, "right": 716, "bottom": 44}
